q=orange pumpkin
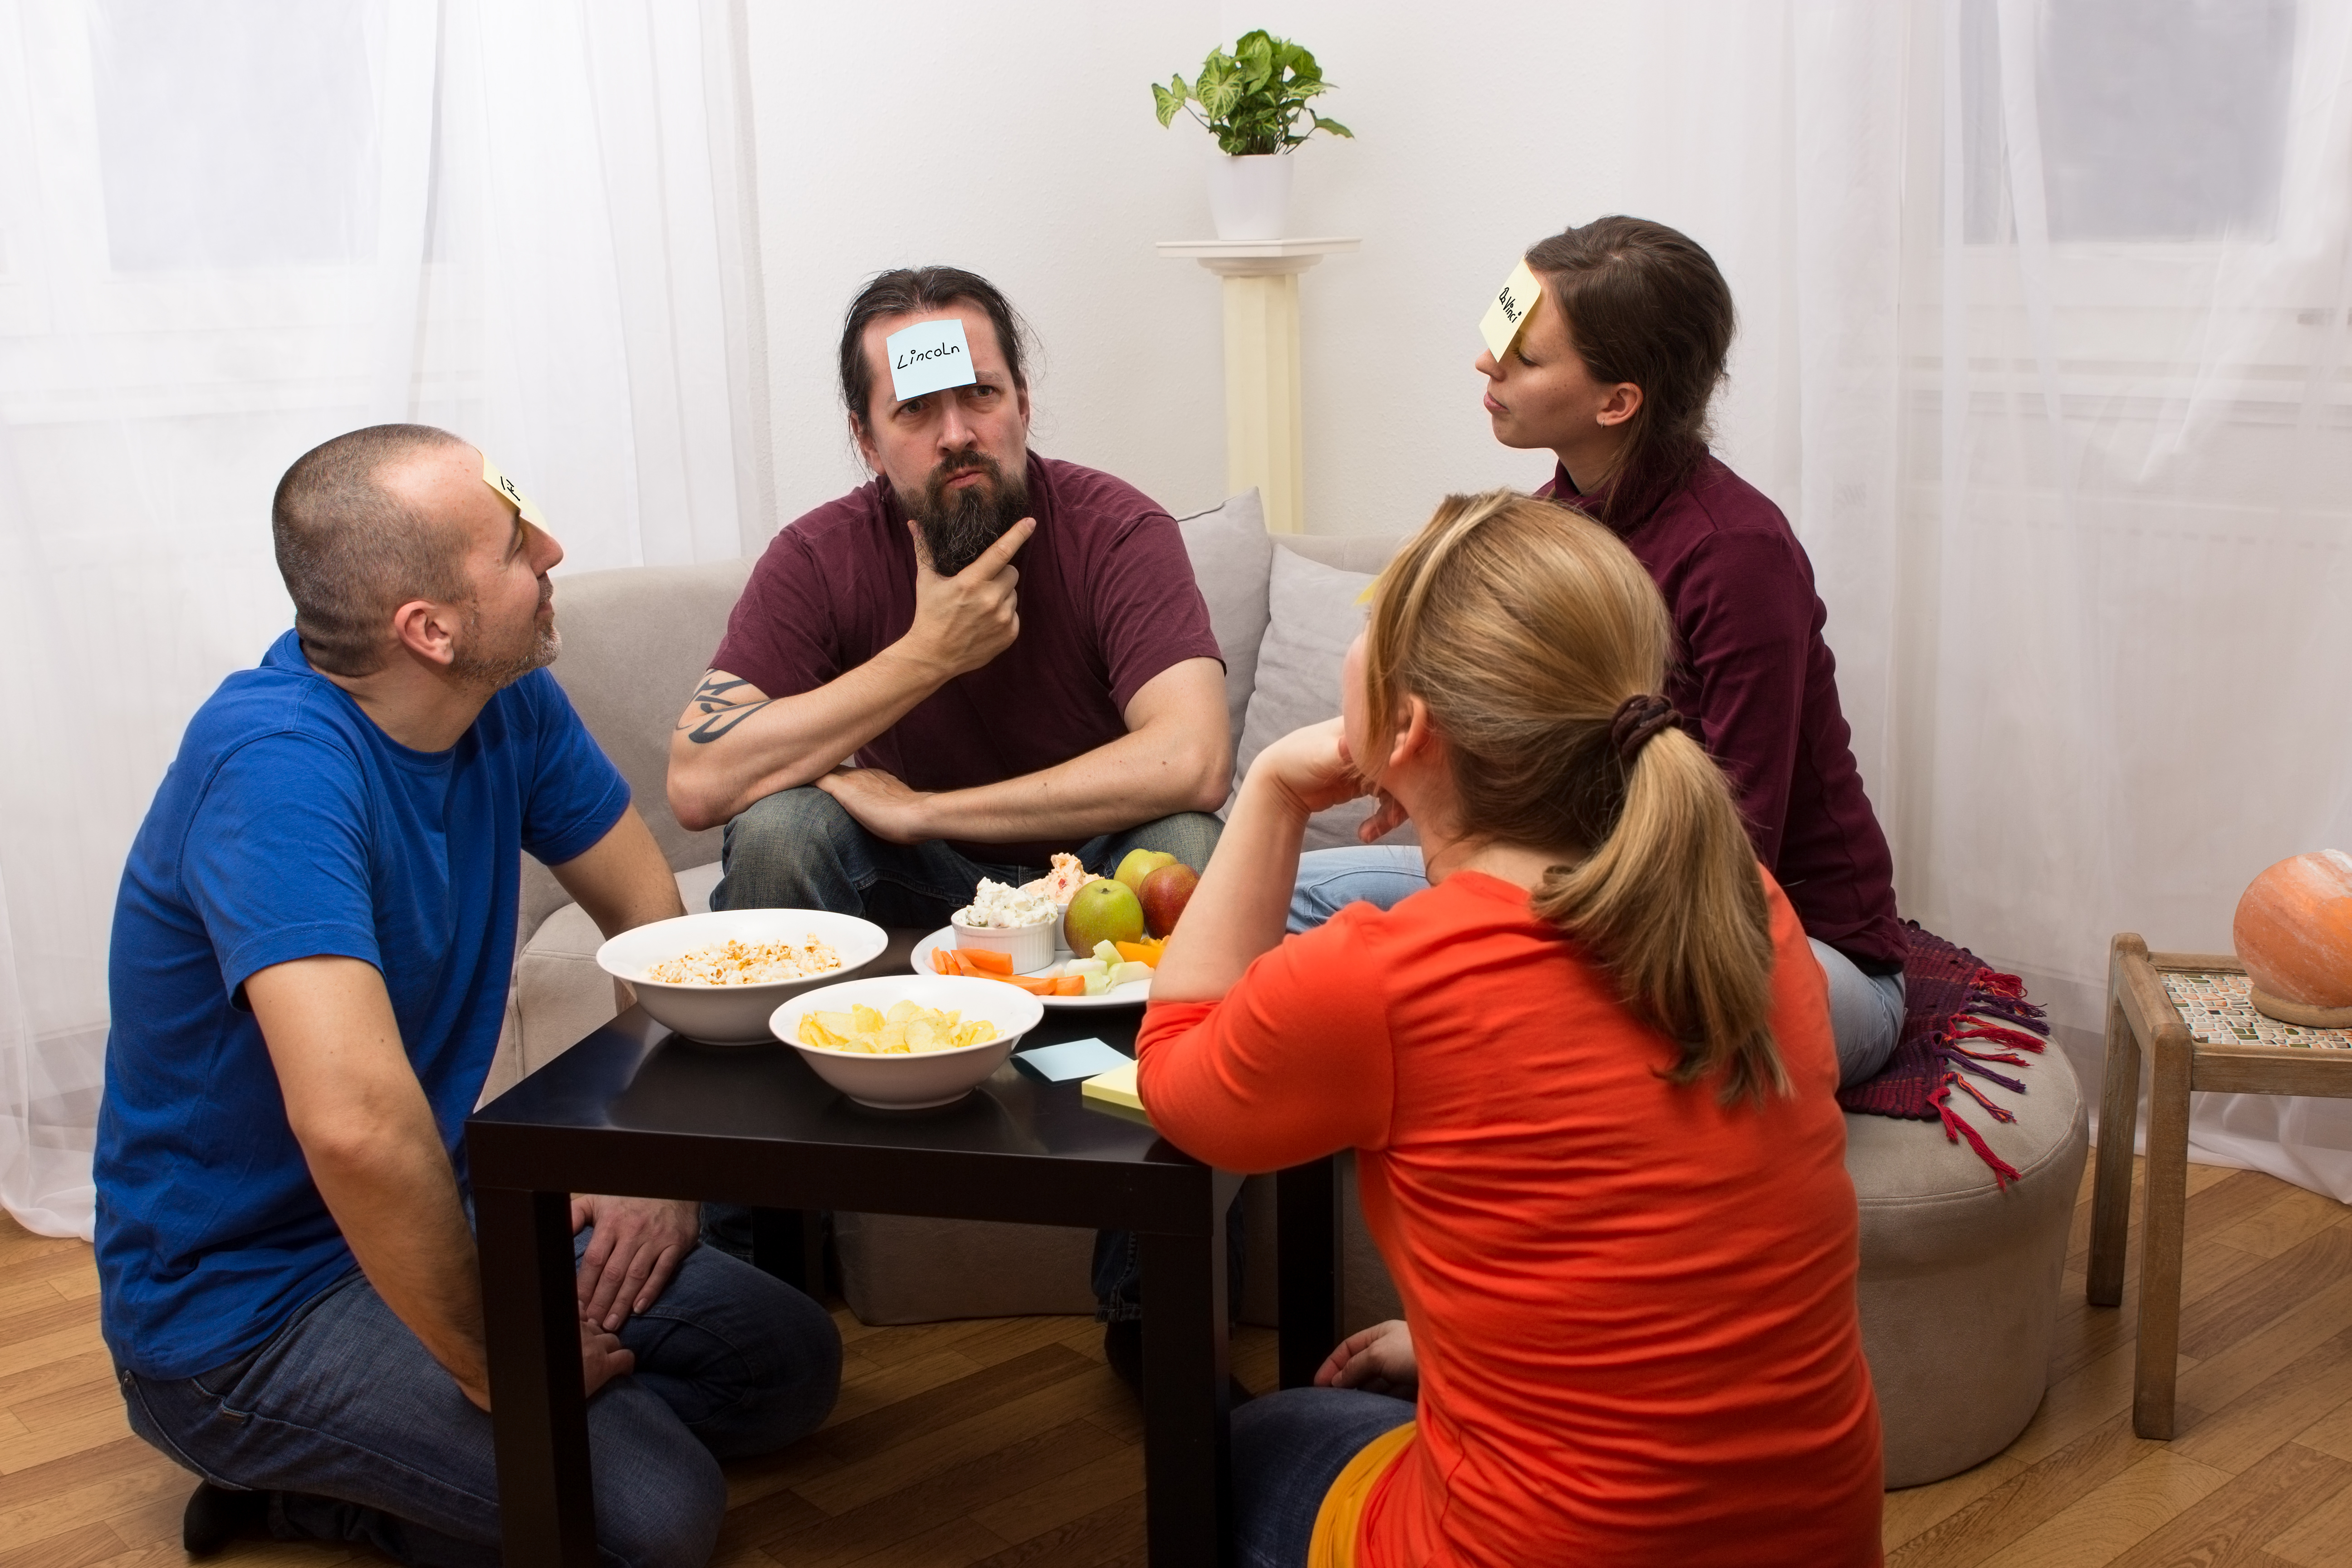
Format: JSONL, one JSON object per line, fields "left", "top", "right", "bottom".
{"left": 2232, "top": 850, "right": 2352, "bottom": 1011}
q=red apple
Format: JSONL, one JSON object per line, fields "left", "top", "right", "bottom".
{"left": 1138, "top": 862, "right": 1199, "bottom": 939}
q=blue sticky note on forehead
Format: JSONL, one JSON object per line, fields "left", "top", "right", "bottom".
{"left": 886, "top": 317, "right": 977, "bottom": 402}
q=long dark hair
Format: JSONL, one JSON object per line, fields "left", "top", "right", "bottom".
{"left": 1524, "top": 217, "right": 1735, "bottom": 530}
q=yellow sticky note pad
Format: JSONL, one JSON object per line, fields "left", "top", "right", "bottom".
{"left": 1081, "top": 1059, "right": 1149, "bottom": 1120}
{"left": 480, "top": 454, "right": 548, "bottom": 528}
{"left": 1479, "top": 258, "right": 1543, "bottom": 360}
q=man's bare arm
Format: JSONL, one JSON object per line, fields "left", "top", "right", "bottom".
{"left": 247, "top": 957, "right": 632, "bottom": 1408}
{"left": 546, "top": 808, "right": 701, "bottom": 1330}
{"left": 815, "top": 657, "right": 1232, "bottom": 845}
{"left": 666, "top": 518, "right": 1035, "bottom": 831}
{"left": 549, "top": 805, "right": 686, "bottom": 939}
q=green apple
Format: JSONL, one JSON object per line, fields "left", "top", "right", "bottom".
{"left": 1064, "top": 878, "right": 1145, "bottom": 953}
{"left": 1115, "top": 848, "right": 1178, "bottom": 896}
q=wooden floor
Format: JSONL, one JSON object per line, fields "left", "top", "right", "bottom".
{"left": 7, "top": 1157, "right": 2352, "bottom": 1567}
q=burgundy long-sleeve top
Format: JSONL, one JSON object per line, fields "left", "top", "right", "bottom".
{"left": 1541, "top": 457, "right": 1904, "bottom": 970}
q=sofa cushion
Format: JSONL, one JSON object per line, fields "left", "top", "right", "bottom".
{"left": 482, "top": 862, "right": 724, "bottom": 1107}
{"left": 1232, "top": 548, "right": 1418, "bottom": 854}
{"left": 517, "top": 558, "right": 755, "bottom": 945}
{"left": 1176, "top": 490, "right": 1274, "bottom": 753}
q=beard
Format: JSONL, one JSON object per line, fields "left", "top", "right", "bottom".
{"left": 902, "top": 451, "right": 1030, "bottom": 576}
{"left": 451, "top": 589, "right": 560, "bottom": 692}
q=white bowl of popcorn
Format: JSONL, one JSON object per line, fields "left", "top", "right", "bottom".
{"left": 596, "top": 909, "right": 889, "bottom": 1044}
{"left": 950, "top": 878, "right": 1060, "bottom": 974}
{"left": 773, "top": 975, "right": 1044, "bottom": 1108}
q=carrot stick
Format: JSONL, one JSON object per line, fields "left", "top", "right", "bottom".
{"left": 956, "top": 947, "right": 1014, "bottom": 975}
{"left": 1053, "top": 974, "right": 1085, "bottom": 996}
{"left": 930, "top": 947, "right": 953, "bottom": 974}
{"left": 994, "top": 974, "right": 1056, "bottom": 995}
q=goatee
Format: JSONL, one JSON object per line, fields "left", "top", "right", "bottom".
{"left": 907, "top": 451, "right": 1029, "bottom": 576}
{"left": 451, "top": 597, "right": 560, "bottom": 692}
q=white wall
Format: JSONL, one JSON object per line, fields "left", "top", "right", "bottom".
{"left": 744, "top": 2, "right": 1660, "bottom": 537}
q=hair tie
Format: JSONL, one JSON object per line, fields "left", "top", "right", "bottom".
{"left": 1610, "top": 693, "right": 1680, "bottom": 761}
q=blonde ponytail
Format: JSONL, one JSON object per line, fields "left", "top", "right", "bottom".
{"left": 1363, "top": 491, "right": 1786, "bottom": 1103}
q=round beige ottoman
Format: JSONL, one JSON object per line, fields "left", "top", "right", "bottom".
{"left": 1844, "top": 1044, "right": 2087, "bottom": 1488}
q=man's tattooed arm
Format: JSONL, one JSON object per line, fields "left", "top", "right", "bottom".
{"left": 676, "top": 671, "right": 773, "bottom": 745}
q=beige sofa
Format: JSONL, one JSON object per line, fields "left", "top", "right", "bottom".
{"left": 485, "top": 489, "right": 2086, "bottom": 1488}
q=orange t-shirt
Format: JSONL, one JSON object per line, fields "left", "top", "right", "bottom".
{"left": 1136, "top": 870, "right": 1883, "bottom": 1568}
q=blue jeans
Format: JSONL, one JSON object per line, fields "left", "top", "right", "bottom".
{"left": 711, "top": 783, "right": 1223, "bottom": 928}
{"left": 1289, "top": 847, "right": 1907, "bottom": 1088}
{"left": 1231, "top": 1387, "right": 1416, "bottom": 1567}
{"left": 115, "top": 1228, "right": 841, "bottom": 1568}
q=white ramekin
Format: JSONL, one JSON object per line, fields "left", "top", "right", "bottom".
{"left": 948, "top": 915, "right": 1058, "bottom": 975}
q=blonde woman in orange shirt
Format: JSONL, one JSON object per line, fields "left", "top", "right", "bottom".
{"left": 1138, "top": 492, "right": 1883, "bottom": 1567}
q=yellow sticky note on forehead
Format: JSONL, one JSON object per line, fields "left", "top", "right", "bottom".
{"left": 480, "top": 454, "right": 547, "bottom": 528}
{"left": 1479, "top": 258, "right": 1543, "bottom": 359}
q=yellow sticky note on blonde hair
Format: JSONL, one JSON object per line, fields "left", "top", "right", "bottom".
{"left": 1479, "top": 258, "right": 1543, "bottom": 359}
{"left": 480, "top": 454, "right": 547, "bottom": 528}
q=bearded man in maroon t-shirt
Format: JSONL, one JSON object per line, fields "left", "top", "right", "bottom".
{"left": 666, "top": 266, "right": 1230, "bottom": 933}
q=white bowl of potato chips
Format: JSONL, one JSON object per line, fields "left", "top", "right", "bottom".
{"left": 772, "top": 975, "right": 1045, "bottom": 1109}
{"left": 597, "top": 909, "right": 888, "bottom": 1044}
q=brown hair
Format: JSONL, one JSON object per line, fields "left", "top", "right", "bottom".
{"left": 1362, "top": 490, "right": 1785, "bottom": 1102}
{"left": 271, "top": 424, "right": 470, "bottom": 676}
{"left": 839, "top": 266, "right": 1032, "bottom": 433}
{"left": 1524, "top": 216, "right": 1735, "bottom": 529}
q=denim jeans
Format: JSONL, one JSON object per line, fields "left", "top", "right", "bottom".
{"left": 1231, "top": 1387, "right": 1417, "bottom": 1568}
{"left": 710, "top": 783, "right": 1224, "bottom": 928}
{"left": 115, "top": 1227, "right": 841, "bottom": 1568}
{"left": 1088, "top": 1196, "right": 1248, "bottom": 1326}
{"left": 1289, "top": 846, "right": 1908, "bottom": 1088}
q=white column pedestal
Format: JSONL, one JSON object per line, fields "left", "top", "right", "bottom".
{"left": 1158, "top": 238, "right": 1360, "bottom": 535}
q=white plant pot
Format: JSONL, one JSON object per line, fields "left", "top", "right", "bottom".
{"left": 1206, "top": 153, "right": 1293, "bottom": 241}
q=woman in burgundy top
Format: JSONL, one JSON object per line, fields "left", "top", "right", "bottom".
{"left": 1291, "top": 216, "right": 1906, "bottom": 1084}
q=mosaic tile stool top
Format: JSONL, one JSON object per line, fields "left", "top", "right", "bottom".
{"left": 2163, "top": 969, "right": 2352, "bottom": 1051}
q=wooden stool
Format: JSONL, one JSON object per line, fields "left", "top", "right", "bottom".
{"left": 2088, "top": 934, "right": 2352, "bottom": 1438}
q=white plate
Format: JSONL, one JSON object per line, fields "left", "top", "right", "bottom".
{"left": 911, "top": 927, "right": 1151, "bottom": 1009}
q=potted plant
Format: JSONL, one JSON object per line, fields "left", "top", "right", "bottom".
{"left": 1151, "top": 30, "right": 1352, "bottom": 241}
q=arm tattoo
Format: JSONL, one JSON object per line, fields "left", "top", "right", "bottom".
{"left": 677, "top": 673, "right": 774, "bottom": 745}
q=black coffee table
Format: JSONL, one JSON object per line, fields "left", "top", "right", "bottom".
{"left": 465, "top": 936, "right": 1343, "bottom": 1567}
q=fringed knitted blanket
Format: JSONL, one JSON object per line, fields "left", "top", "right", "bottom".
{"left": 1835, "top": 922, "right": 2052, "bottom": 1189}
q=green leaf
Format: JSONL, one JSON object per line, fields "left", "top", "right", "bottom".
{"left": 1236, "top": 30, "right": 1274, "bottom": 81}
{"left": 1197, "top": 67, "right": 1243, "bottom": 120}
{"left": 1151, "top": 81, "right": 1185, "bottom": 127}
{"left": 1311, "top": 114, "right": 1352, "bottom": 138}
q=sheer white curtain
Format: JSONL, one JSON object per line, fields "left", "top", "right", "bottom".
{"left": 0, "top": 0, "right": 766, "bottom": 1236}
{"left": 1627, "top": 0, "right": 2352, "bottom": 1192}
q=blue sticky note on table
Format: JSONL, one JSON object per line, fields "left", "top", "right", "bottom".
{"left": 886, "top": 317, "right": 976, "bottom": 402}
{"left": 1014, "top": 1038, "right": 1132, "bottom": 1083}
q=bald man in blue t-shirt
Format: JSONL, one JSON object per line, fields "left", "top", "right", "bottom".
{"left": 96, "top": 426, "right": 839, "bottom": 1563}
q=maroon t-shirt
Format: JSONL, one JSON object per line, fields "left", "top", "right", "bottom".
{"left": 1540, "top": 457, "right": 1905, "bottom": 970}
{"left": 710, "top": 454, "right": 1223, "bottom": 867}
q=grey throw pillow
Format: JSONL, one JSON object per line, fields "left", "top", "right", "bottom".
{"left": 1229, "top": 547, "right": 1418, "bottom": 853}
{"left": 1175, "top": 490, "right": 1274, "bottom": 754}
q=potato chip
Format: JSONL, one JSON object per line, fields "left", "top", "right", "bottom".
{"left": 795, "top": 999, "right": 998, "bottom": 1055}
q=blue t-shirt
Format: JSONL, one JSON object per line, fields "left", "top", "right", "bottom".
{"left": 94, "top": 630, "right": 630, "bottom": 1380}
